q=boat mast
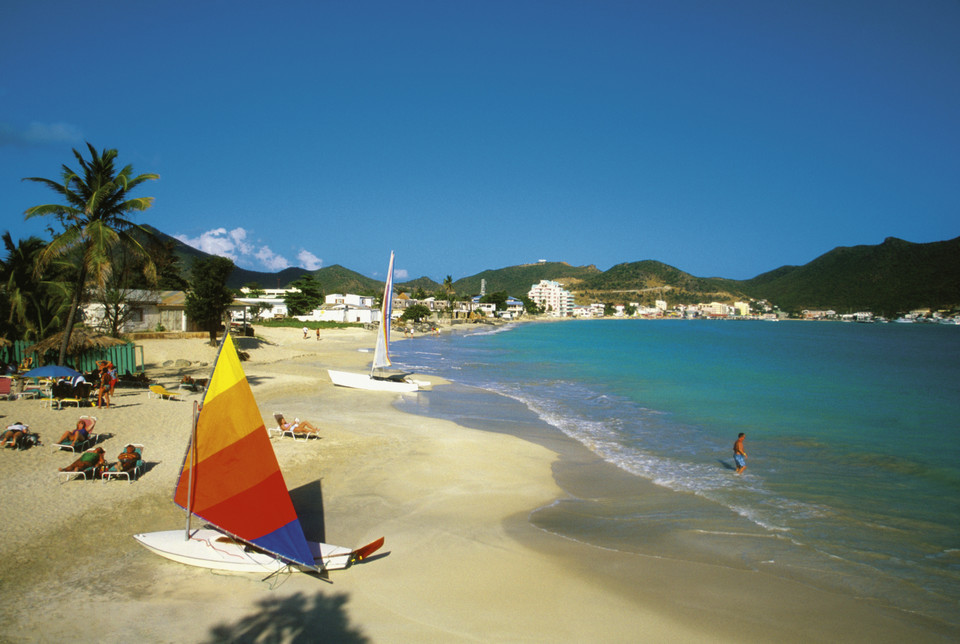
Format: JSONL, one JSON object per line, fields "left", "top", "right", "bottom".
{"left": 184, "top": 401, "right": 198, "bottom": 538}
{"left": 182, "top": 331, "right": 229, "bottom": 539}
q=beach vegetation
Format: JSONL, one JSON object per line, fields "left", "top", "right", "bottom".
{"left": 441, "top": 275, "right": 456, "bottom": 299}
{"left": 0, "top": 232, "right": 70, "bottom": 341}
{"left": 480, "top": 291, "right": 509, "bottom": 312}
{"left": 22, "top": 143, "right": 159, "bottom": 364}
{"left": 519, "top": 295, "right": 542, "bottom": 315}
{"left": 401, "top": 303, "right": 431, "bottom": 323}
{"left": 284, "top": 274, "right": 324, "bottom": 316}
{"left": 185, "top": 255, "right": 236, "bottom": 344}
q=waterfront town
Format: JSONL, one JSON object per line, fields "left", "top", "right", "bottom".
{"left": 77, "top": 278, "right": 958, "bottom": 337}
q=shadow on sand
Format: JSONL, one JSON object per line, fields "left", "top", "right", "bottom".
{"left": 290, "top": 479, "right": 327, "bottom": 543}
{"left": 204, "top": 591, "right": 368, "bottom": 643}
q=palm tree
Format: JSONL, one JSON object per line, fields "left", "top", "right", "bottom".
{"left": 23, "top": 143, "right": 159, "bottom": 365}
{"left": 0, "top": 232, "right": 68, "bottom": 341}
{"left": 441, "top": 275, "right": 455, "bottom": 318}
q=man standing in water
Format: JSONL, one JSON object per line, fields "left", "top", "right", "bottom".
{"left": 734, "top": 432, "right": 747, "bottom": 474}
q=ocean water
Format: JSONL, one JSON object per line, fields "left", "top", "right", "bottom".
{"left": 391, "top": 319, "right": 960, "bottom": 628}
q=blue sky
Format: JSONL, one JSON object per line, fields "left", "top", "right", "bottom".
{"left": 2, "top": 0, "right": 957, "bottom": 283}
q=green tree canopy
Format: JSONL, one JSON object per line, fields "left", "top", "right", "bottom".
{"left": 480, "top": 291, "right": 509, "bottom": 311}
{"left": 22, "top": 143, "right": 158, "bottom": 364}
{"left": 0, "top": 232, "right": 69, "bottom": 341}
{"left": 284, "top": 274, "right": 324, "bottom": 316}
{"left": 400, "top": 303, "right": 431, "bottom": 323}
{"left": 185, "top": 255, "right": 235, "bottom": 344}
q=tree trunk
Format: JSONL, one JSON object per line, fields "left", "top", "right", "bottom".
{"left": 57, "top": 265, "right": 88, "bottom": 366}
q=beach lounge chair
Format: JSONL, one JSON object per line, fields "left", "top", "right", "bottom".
{"left": 267, "top": 413, "right": 321, "bottom": 441}
{"left": 149, "top": 385, "right": 183, "bottom": 401}
{"left": 57, "top": 447, "right": 106, "bottom": 483}
{"left": 102, "top": 444, "right": 145, "bottom": 483}
{"left": 13, "top": 378, "right": 41, "bottom": 400}
{"left": 0, "top": 377, "right": 11, "bottom": 401}
{"left": 54, "top": 416, "right": 98, "bottom": 453}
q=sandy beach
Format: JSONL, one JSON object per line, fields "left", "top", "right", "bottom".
{"left": 0, "top": 325, "right": 949, "bottom": 643}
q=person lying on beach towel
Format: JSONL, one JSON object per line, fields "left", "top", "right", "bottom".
{"left": 2, "top": 422, "right": 29, "bottom": 448}
{"left": 56, "top": 420, "right": 89, "bottom": 447}
{"left": 59, "top": 447, "right": 106, "bottom": 473}
{"left": 275, "top": 414, "right": 321, "bottom": 436}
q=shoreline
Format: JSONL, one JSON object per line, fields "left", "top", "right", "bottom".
{"left": 0, "top": 325, "right": 952, "bottom": 641}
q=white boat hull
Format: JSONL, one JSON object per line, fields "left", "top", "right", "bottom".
{"left": 327, "top": 369, "right": 425, "bottom": 392}
{"left": 134, "top": 528, "right": 357, "bottom": 573}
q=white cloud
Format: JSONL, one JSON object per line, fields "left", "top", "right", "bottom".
{"left": 255, "top": 246, "right": 291, "bottom": 271}
{"left": 297, "top": 250, "right": 323, "bottom": 271}
{"left": 176, "top": 228, "right": 240, "bottom": 259}
{"left": 393, "top": 268, "right": 409, "bottom": 280}
{"left": 176, "top": 227, "right": 292, "bottom": 271}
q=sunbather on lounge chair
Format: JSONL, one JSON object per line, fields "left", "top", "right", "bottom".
{"left": 56, "top": 419, "right": 90, "bottom": 448}
{"left": 114, "top": 444, "right": 140, "bottom": 472}
{"left": 276, "top": 414, "right": 321, "bottom": 436}
{"left": 59, "top": 447, "right": 105, "bottom": 472}
{"left": 2, "top": 422, "right": 29, "bottom": 448}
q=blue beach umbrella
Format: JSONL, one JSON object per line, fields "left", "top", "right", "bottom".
{"left": 22, "top": 365, "right": 82, "bottom": 379}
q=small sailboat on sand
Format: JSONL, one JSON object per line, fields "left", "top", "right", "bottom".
{"left": 134, "top": 333, "right": 383, "bottom": 573}
{"left": 328, "top": 251, "right": 428, "bottom": 392}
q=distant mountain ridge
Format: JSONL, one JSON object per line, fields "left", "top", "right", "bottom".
{"left": 737, "top": 236, "right": 960, "bottom": 313}
{"left": 149, "top": 226, "right": 960, "bottom": 313}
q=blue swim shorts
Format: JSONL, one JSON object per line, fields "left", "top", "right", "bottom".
{"left": 734, "top": 454, "right": 746, "bottom": 468}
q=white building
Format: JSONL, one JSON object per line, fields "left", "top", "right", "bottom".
{"left": 528, "top": 280, "right": 575, "bottom": 317}
{"left": 233, "top": 297, "right": 288, "bottom": 321}
{"left": 325, "top": 293, "right": 375, "bottom": 308}
{"left": 311, "top": 292, "right": 378, "bottom": 323}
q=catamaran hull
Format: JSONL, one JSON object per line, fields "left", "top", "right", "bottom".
{"left": 327, "top": 369, "right": 423, "bottom": 392}
{"left": 134, "top": 529, "right": 362, "bottom": 573}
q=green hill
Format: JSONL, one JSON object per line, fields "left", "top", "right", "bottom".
{"left": 139, "top": 226, "right": 960, "bottom": 312}
{"left": 737, "top": 236, "right": 960, "bottom": 313}
{"left": 580, "top": 260, "right": 739, "bottom": 293}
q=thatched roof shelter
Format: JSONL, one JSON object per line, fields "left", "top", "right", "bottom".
{"left": 27, "top": 328, "right": 127, "bottom": 357}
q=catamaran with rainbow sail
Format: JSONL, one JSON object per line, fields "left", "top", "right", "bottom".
{"left": 328, "top": 251, "right": 428, "bottom": 392}
{"left": 134, "top": 333, "right": 382, "bottom": 573}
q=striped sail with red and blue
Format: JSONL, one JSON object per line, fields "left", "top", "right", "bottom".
{"left": 173, "top": 333, "right": 314, "bottom": 568}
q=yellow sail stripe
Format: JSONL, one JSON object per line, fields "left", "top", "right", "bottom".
{"left": 204, "top": 334, "right": 246, "bottom": 404}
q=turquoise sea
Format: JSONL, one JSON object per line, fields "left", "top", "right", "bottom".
{"left": 391, "top": 319, "right": 960, "bottom": 629}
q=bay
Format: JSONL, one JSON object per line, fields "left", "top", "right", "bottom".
{"left": 392, "top": 319, "right": 960, "bottom": 628}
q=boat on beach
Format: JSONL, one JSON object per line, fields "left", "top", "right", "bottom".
{"left": 328, "top": 251, "right": 428, "bottom": 392}
{"left": 134, "top": 333, "right": 383, "bottom": 574}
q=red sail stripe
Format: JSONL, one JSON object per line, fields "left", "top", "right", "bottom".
{"left": 196, "top": 470, "right": 299, "bottom": 539}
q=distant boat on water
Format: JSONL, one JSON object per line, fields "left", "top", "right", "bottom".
{"left": 328, "top": 251, "right": 428, "bottom": 392}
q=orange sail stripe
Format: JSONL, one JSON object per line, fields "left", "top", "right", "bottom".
{"left": 190, "top": 377, "right": 262, "bottom": 463}
{"left": 193, "top": 470, "right": 299, "bottom": 540}
{"left": 175, "top": 429, "right": 278, "bottom": 513}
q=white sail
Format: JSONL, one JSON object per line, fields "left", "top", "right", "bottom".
{"left": 371, "top": 251, "right": 395, "bottom": 374}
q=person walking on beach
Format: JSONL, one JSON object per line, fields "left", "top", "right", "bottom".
{"left": 302, "top": 326, "right": 309, "bottom": 339}
{"left": 733, "top": 432, "right": 747, "bottom": 474}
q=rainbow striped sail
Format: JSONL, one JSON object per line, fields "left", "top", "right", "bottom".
{"left": 172, "top": 333, "right": 315, "bottom": 568}
{"left": 370, "top": 250, "right": 395, "bottom": 374}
